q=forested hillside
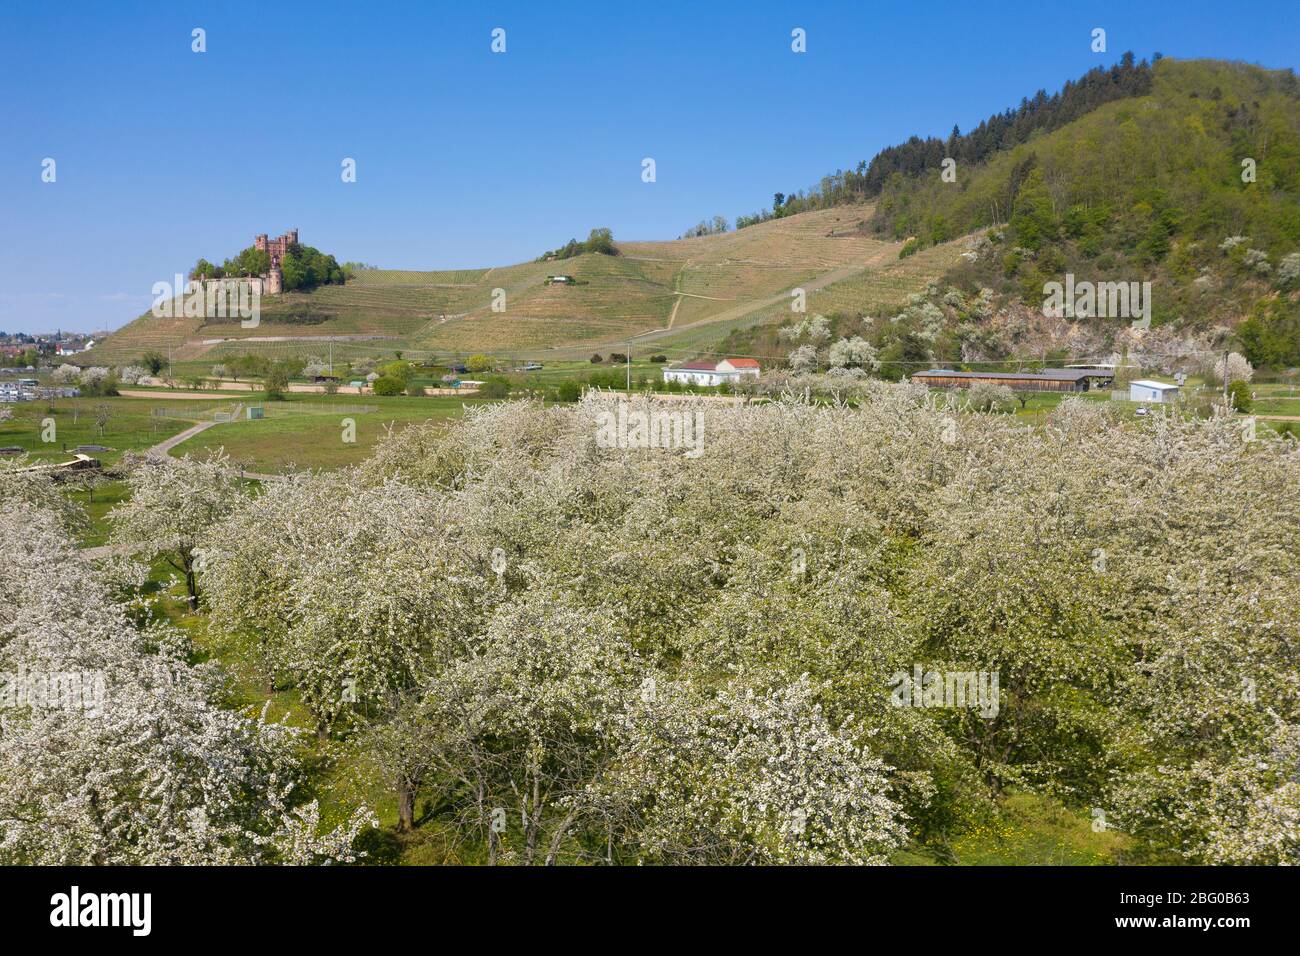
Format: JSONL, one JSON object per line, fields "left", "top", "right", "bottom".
{"left": 736, "top": 53, "right": 1157, "bottom": 227}
{"left": 731, "top": 58, "right": 1300, "bottom": 370}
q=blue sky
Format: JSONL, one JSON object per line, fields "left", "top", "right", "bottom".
{"left": 1, "top": 0, "right": 1297, "bottom": 333}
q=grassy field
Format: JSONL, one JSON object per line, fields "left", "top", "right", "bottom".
{"left": 64, "top": 479, "right": 131, "bottom": 547}
{"left": 172, "top": 393, "right": 480, "bottom": 472}
{"left": 1, "top": 389, "right": 483, "bottom": 491}
{"left": 0, "top": 395, "right": 204, "bottom": 465}
{"left": 1251, "top": 381, "right": 1300, "bottom": 417}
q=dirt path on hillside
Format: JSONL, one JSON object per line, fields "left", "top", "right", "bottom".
{"left": 196, "top": 334, "right": 401, "bottom": 346}
{"left": 674, "top": 291, "right": 735, "bottom": 301}
{"left": 178, "top": 333, "right": 402, "bottom": 360}
{"left": 628, "top": 248, "right": 897, "bottom": 349}
{"left": 666, "top": 298, "right": 682, "bottom": 328}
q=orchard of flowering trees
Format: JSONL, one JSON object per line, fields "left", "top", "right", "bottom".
{"left": 2, "top": 383, "right": 1296, "bottom": 864}
{"left": 0, "top": 468, "right": 374, "bottom": 864}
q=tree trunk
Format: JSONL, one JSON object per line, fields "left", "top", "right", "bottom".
{"left": 396, "top": 782, "right": 415, "bottom": 832}
{"left": 180, "top": 550, "right": 199, "bottom": 611}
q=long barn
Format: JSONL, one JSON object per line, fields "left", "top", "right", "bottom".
{"left": 910, "top": 368, "right": 1112, "bottom": 392}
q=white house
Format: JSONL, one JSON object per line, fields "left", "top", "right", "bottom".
{"left": 1130, "top": 380, "right": 1180, "bottom": 403}
{"left": 54, "top": 338, "right": 93, "bottom": 356}
{"left": 662, "top": 358, "right": 761, "bottom": 387}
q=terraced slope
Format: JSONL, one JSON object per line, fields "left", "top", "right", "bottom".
{"left": 86, "top": 207, "right": 970, "bottom": 363}
{"left": 634, "top": 233, "right": 970, "bottom": 360}
{"left": 83, "top": 314, "right": 207, "bottom": 365}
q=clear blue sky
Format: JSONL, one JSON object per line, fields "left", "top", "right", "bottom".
{"left": 2, "top": 0, "right": 1297, "bottom": 333}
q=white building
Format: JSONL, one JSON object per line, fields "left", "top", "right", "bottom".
{"left": 662, "top": 358, "right": 761, "bottom": 387}
{"left": 54, "top": 339, "right": 93, "bottom": 356}
{"left": 1130, "top": 380, "right": 1180, "bottom": 403}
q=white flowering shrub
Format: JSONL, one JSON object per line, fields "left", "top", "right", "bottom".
{"left": 404, "top": 594, "right": 639, "bottom": 862}
{"left": 117, "top": 365, "right": 147, "bottom": 384}
{"left": 0, "top": 461, "right": 86, "bottom": 532}
{"left": 1213, "top": 351, "right": 1254, "bottom": 384}
{"left": 787, "top": 344, "right": 818, "bottom": 373}
{"left": 828, "top": 335, "right": 879, "bottom": 370}
{"left": 805, "top": 313, "right": 832, "bottom": 344}
{"left": 53, "top": 363, "right": 81, "bottom": 384}
{"left": 1243, "top": 248, "right": 1271, "bottom": 275}
{"left": 1278, "top": 251, "right": 1300, "bottom": 287}
{"left": 965, "top": 381, "right": 1015, "bottom": 412}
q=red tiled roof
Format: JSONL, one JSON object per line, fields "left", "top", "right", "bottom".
{"left": 725, "top": 358, "right": 760, "bottom": 368}
{"left": 675, "top": 361, "right": 718, "bottom": 371}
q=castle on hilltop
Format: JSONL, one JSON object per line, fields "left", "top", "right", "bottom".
{"left": 255, "top": 229, "right": 298, "bottom": 265}
{"left": 254, "top": 228, "right": 299, "bottom": 294}
{"left": 190, "top": 228, "right": 300, "bottom": 297}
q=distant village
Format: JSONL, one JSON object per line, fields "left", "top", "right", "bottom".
{"left": 0, "top": 331, "right": 100, "bottom": 404}
{"left": 0, "top": 330, "right": 99, "bottom": 365}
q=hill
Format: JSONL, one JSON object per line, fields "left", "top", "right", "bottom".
{"left": 87, "top": 58, "right": 1297, "bottom": 375}
{"left": 724, "top": 58, "right": 1300, "bottom": 374}
{"left": 84, "top": 208, "right": 964, "bottom": 367}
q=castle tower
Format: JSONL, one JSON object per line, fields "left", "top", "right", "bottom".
{"left": 251, "top": 229, "right": 297, "bottom": 294}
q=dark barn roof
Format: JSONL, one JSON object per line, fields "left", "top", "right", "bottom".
{"left": 912, "top": 368, "right": 1097, "bottom": 382}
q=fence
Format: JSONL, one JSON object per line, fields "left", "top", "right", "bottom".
{"left": 152, "top": 401, "right": 378, "bottom": 421}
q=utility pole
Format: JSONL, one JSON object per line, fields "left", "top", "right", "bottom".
{"left": 1222, "top": 349, "right": 1229, "bottom": 406}
{"left": 627, "top": 337, "right": 632, "bottom": 393}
